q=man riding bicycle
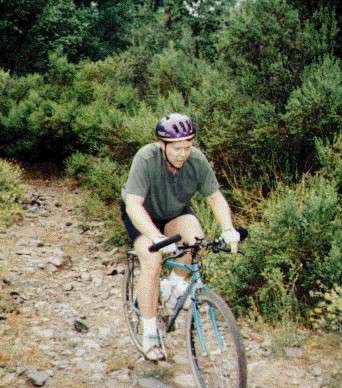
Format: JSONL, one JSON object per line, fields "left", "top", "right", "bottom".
{"left": 120, "top": 113, "right": 240, "bottom": 361}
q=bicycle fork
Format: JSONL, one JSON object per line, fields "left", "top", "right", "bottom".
{"left": 192, "top": 288, "right": 224, "bottom": 356}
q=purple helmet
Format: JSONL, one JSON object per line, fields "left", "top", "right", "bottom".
{"left": 156, "top": 113, "right": 196, "bottom": 141}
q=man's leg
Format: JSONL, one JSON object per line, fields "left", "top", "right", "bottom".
{"left": 134, "top": 235, "right": 165, "bottom": 360}
{"left": 164, "top": 214, "right": 204, "bottom": 277}
{"left": 134, "top": 235, "right": 162, "bottom": 318}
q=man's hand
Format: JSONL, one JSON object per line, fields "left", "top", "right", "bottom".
{"left": 152, "top": 235, "right": 177, "bottom": 255}
{"left": 221, "top": 228, "right": 240, "bottom": 253}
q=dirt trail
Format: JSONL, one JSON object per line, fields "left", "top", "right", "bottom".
{"left": 0, "top": 167, "right": 340, "bottom": 387}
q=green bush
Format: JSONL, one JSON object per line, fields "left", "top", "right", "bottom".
{"left": 284, "top": 56, "right": 342, "bottom": 171}
{"left": 315, "top": 133, "right": 342, "bottom": 192}
{"left": 0, "top": 54, "right": 78, "bottom": 159}
{"left": 66, "top": 152, "right": 128, "bottom": 202}
{"left": 309, "top": 284, "right": 342, "bottom": 333}
{"left": 0, "top": 53, "right": 143, "bottom": 160}
{"left": 66, "top": 152, "right": 129, "bottom": 246}
{"left": 79, "top": 191, "right": 127, "bottom": 247}
{"left": 205, "top": 176, "right": 342, "bottom": 322}
{"left": 0, "top": 159, "right": 24, "bottom": 230}
{"left": 190, "top": 69, "right": 287, "bottom": 188}
{"left": 217, "top": 0, "right": 304, "bottom": 108}
{"left": 147, "top": 43, "right": 205, "bottom": 103}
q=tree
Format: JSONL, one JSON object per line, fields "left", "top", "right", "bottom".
{"left": 0, "top": 0, "right": 137, "bottom": 74}
{"left": 217, "top": 0, "right": 338, "bottom": 110}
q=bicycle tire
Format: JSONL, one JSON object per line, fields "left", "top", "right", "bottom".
{"left": 122, "top": 253, "right": 144, "bottom": 354}
{"left": 186, "top": 290, "right": 247, "bottom": 388}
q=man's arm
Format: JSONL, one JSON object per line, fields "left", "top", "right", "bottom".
{"left": 206, "top": 190, "right": 235, "bottom": 231}
{"left": 206, "top": 190, "right": 240, "bottom": 252}
{"left": 125, "top": 193, "right": 162, "bottom": 241}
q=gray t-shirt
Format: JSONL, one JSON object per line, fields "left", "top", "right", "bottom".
{"left": 121, "top": 143, "right": 219, "bottom": 221}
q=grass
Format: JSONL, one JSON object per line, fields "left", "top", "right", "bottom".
{"left": 270, "top": 320, "right": 306, "bottom": 357}
{"left": 0, "top": 159, "right": 25, "bottom": 232}
{"left": 142, "top": 366, "right": 175, "bottom": 383}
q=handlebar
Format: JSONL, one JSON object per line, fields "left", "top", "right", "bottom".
{"left": 148, "top": 227, "right": 248, "bottom": 254}
{"left": 148, "top": 234, "right": 182, "bottom": 252}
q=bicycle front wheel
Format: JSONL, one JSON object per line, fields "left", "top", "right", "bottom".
{"left": 122, "top": 253, "right": 144, "bottom": 354}
{"left": 186, "top": 290, "right": 247, "bottom": 388}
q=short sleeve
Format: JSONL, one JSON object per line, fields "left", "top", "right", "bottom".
{"left": 198, "top": 155, "right": 220, "bottom": 197}
{"left": 124, "top": 152, "right": 150, "bottom": 198}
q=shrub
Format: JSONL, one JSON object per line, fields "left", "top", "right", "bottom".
{"left": 315, "top": 133, "right": 342, "bottom": 192}
{"left": 217, "top": 0, "right": 304, "bottom": 108}
{"left": 66, "top": 152, "right": 129, "bottom": 246}
{"left": 309, "top": 284, "right": 342, "bottom": 333}
{"left": 66, "top": 152, "right": 128, "bottom": 202}
{"left": 284, "top": 56, "right": 342, "bottom": 173}
{"left": 190, "top": 69, "right": 288, "bottom": 189}
{"left": 79, "top": 191, "right": 127, "bottom": 247}
{"left": 146, "top": 43, "right": 205, "bottom": 103}
{"left": 205, "top": 176, "right": 342, "bottom": 322}
{"left": 0, "top": 159, "right": 24, "bottom": 230}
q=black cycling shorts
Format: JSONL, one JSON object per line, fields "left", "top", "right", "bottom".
{"left": 120, "top": 200, "right": 195, "bottom": 245}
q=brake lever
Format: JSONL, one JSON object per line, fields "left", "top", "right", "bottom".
{"left": 212, "top": 238, "right": 225, "bottom": 253}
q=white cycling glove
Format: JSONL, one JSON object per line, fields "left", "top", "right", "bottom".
{"left": 152, "top": 235, "right": 177, "bottom": 255}
{"left": 221, "top": 228, "right": 240, "bottom": 253}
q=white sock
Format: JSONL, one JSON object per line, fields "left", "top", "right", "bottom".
{"left": 142, "top": 317, "right": 157, "bottom": 337}
{"left": 169, "top": 270, "right": 186, "bottom": 285}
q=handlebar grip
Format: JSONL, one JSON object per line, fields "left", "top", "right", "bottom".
{"left": 237, "top": 227, "right": 248, "bottom": 242}
{"left": 148, "top": 234, "right": 182, "bottom": 252}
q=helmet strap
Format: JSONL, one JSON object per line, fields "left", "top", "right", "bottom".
{"left": 162, "top": 141, "right": 180, "bottom": 171}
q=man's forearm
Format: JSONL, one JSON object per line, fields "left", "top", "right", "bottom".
{"left": 206, "top": 190, "right": 235, "bottom": 231}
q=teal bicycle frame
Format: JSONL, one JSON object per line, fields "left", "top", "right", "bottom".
{"left": 162, "top": 252, "right": 224, "bottom": 356}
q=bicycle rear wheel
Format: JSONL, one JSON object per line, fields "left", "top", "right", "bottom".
{"left": 186, "top": 290, "right": 247, "bottom": 388}
{"left": 122, "top": 253, "right": 144, "bottom": 354}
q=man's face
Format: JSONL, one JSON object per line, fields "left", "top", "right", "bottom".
{"left": 161, "top": 139, "right": 193, "bottom": 169}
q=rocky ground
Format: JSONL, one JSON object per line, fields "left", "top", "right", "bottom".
{"left": 0, "top": 167, "right": 341, "bottom": 388}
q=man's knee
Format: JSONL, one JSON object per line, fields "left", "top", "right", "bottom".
{"left": 165, "top": 214, "right": 204, "bottom": 243}
{"left": 134, "top": 235, "right": 162, "bottom": 276}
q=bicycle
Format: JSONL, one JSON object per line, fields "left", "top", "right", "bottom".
{"left": 122, "top": 233, "right": 247, "bottom": 388}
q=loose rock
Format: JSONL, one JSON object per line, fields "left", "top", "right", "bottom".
{"left": 26, "top": 370, "right": 49, "bottom": 387}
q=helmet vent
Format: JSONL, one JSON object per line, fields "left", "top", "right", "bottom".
{"left": 172, "top": 124, "right": 179, "bottom": 133}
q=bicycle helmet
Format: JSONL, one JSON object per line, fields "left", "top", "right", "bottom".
{"left": 156, "top": 113, "right": 196, "bottom": 142}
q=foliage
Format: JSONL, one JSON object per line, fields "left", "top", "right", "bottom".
{"left": 0, "top": 0, "right": 99, "bottom": 74}
{"left": 283, "top": 56, "right": 342, "bottom": 172}
{"left": 0, "top": 53, "right": 148, "bottom": 160}
{"left": 315, "top": 133, "right": 342, "bottom": 191}
{"left": 0, "top": 159, "right": 24, "bottom": 230}
{"left": 146, "top": 43, "right": 205, "bottom": 103}
{"left": 217, "top": 0, "right": 304, "bottom": 109}
{"left": 66, "top": 151, "right": 129, "bottom": 245}
{"left": 78, "top": 191, "right": 127, "bottom": 246}
{"left": 309, "top": 284, "right": 342, "bottom": 333}
{"left": 301, "top": 7, "right": 338, "bottom": 60}
{"left": 65, "top": 152, "right": 128, "bottom": 203}
{"left": 191, "top": 193, "right": 221, "bottom": 239}
{"left": 205, "top": 176, "right": 342, "bottom": 322}
{"left": 190, "top": 67, "right": 288, "bottom": 188}
{"left": 217, "top": 0, "right": 338, "bottom": 110}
